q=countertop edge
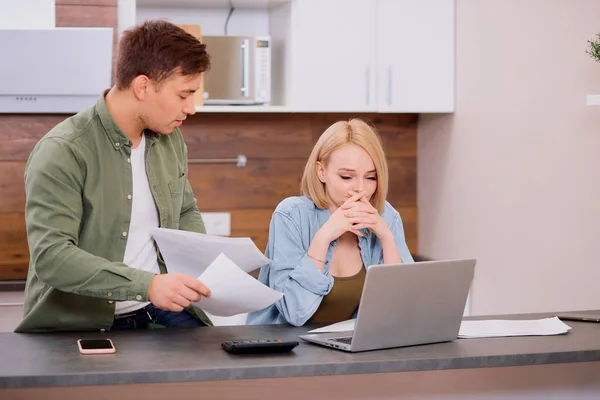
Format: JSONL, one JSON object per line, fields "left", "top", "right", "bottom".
{"left": 3, "top": 350, "right": 600, "bottom": 389}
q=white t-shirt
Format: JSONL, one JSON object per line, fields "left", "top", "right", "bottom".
{"left": 115, "top": 135, "right": 161, "bottom": 314}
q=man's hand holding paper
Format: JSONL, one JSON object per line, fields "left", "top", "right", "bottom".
{"left": 152, "top": 228, "right": 282, "bottom": 316}
{"left": 148, "top": 272, "right": 212, "bottom": 312}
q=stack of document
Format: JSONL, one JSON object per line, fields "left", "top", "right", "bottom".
{"left": 307, "top": 317, "right": 572, "bottom": 338}
{"left": 458, "top": 317, "right": 571, "bottom": 338}
{"left": 152, "top": 228, "right": 282, "bottom": 317}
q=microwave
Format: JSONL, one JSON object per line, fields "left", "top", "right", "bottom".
{"left": 202, "top": 35, "right": 271, "bottom": 105}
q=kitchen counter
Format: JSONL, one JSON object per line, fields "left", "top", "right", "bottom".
{"left": 2, "top": 314, "right": 600, "bottom": 399}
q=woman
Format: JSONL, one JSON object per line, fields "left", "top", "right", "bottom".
{"left": 247, "top": 119, "right": 413, "bottom": 326}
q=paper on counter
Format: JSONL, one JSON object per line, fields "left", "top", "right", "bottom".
{"left": 307, "top": 317, "right": 572, "bottom": 339}
{"left": 194, "top": 253, "right": 282, "bottom": 317}
{"left": 153, "top": 228, "right": 270, "bottom": 275}
{"left": 458, "top": 317, "right": 571, "bottom": 338}
{"left": 308, "top": 319, "right": 356, "bottom": 333}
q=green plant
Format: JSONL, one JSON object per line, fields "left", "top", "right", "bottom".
{"left": 586, "top": 33, "right": 600, "bottom": 63}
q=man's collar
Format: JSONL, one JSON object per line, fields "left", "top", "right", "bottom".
{"left": 95, "top": 89, "right": 160, "bottom": 149}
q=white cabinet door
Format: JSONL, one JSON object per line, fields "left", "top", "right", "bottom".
{"left": 289, "top": 0, "right": 376, "bottom": 112}
{"left": 377, "top": 0, "right": 455, "bottom": 112}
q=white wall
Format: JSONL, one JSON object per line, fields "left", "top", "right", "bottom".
{"left": 418, "top": 0, "right": 600, "bottom": 316}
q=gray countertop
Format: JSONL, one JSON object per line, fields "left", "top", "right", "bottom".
{"left": 2, "top": 314, "right": 600, "bottom": 389}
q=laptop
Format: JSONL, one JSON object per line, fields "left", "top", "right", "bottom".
{"left": 299, "top": 259, "right": 476, "bottom": 352}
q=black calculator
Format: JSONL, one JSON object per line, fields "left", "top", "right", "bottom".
{"left": 221, "top": 339, "right": 299, "bottom": 355}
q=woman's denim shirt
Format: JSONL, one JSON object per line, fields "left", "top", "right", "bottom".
{"left": 246, "top": 196, "right": 414, "bottom": 326}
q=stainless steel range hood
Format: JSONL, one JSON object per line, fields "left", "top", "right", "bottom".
{"left": 0, "top": 27, "right": 113, "bottom": 113}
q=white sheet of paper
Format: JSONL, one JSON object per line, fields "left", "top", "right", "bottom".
{"left": 308, "top": 319, "right": 356, "bottom": 333}
{"left": 194, "top": 253, "right": 283, "bottom": 317}
{"left": 152, "top": 228, "right": 270, "bottom": 276}
{"left": 151, "top": 228, "right": 280, "bottom": 316}
{"left": 458, "top": 317, "right": 571, "bottom": 338}
{"left": 307, "top": 317, "right": 572, "bottom": 338}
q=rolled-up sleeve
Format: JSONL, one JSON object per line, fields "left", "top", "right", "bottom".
{"left": 267, "top": 210, "right": 333, "bottom": 326}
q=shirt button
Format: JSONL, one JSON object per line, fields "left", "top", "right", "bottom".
{"left": 108, "top": 300, "right": 113, "bottom": 304}
{"left": 135, "top": 295, "right": 142, "bottom": 301}
{"left": 100, "top": 328, "right": 106, "bottom": 332}
{"left": 122, "top": 231, "right": 127, "bottom": 237}
{"left": 115, "top": 142, "right": 120, "bottom": 147}
{"left": 127, "top": 158, "right": 131, "bottom": 164}
{"left": 127, "top": 194, "right": 132, "bottom": 200}
{"left": 107, "top": 292, "right": 112, "bottom": 297}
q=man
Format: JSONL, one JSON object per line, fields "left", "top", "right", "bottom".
{"left": 16, "top": 20, "right": 213, "bottom": 332}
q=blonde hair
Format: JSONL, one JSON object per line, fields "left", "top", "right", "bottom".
{"left": 300, "top": 119, "right": 389, "bottom": 212}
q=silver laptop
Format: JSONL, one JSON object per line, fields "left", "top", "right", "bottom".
{"left": 299, "top": 259, "right": 476, "bottom": 352}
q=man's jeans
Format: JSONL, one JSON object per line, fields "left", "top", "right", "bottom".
{"left": 111, "top": 304, "right": 205, "bottom": 330}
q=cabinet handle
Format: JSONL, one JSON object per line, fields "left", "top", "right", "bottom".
{"left": 387, "top": 65, "right": 393, "bottom": 106}
{"left": 240, "top": 40, "right": 249, "bottom": 97}
{"left": 365, "top": 65, "right": 370, "bottom": 106}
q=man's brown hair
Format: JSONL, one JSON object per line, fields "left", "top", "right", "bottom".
{"left": 115, "top": 20, "right": 210, "bottom": 89}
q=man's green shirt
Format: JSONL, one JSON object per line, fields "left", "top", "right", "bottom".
{"left": 16, "top": 96, "right": 210, "bottom": 332}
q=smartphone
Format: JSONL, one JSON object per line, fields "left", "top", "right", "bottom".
{"left": 77, "top": 338, "right": 116, "bottom": 355}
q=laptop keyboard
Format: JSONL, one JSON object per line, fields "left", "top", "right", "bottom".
{"left": 330, "top": 336, "right": 353, "bottom": 345}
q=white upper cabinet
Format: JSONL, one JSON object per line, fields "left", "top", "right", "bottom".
{"left": 279, "top": 0, "right": 455, "bottom": 113}
{"left": 284, "top": 0, "right": 377, "bottom": 112}
{"left": 376, "top": 0, "right": 455, "bottom": 112}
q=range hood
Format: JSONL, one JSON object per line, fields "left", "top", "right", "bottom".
{"left": 0, "top": 27, "right": 113, "bottom": 113}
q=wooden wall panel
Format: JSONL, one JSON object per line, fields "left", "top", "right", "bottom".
{"left": 181, "top": 114, "right": 315, "bottom": 159}
{"left": 0, "top": 112, "right": 419, "bottom": 280}
{"left": 0, "top": 115, "right": 64, "bottom": 161}
{"left": 189, "top": 159, "right": 305, "bottom": 211}
{"left": 181, "top": 113, "right": 418, "bottom": 159}
{"left": 0, "top": 214, "right": 28, "bottom": 280}
{"left": 0, "top": 162, "right": 25, "bottom": 213}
